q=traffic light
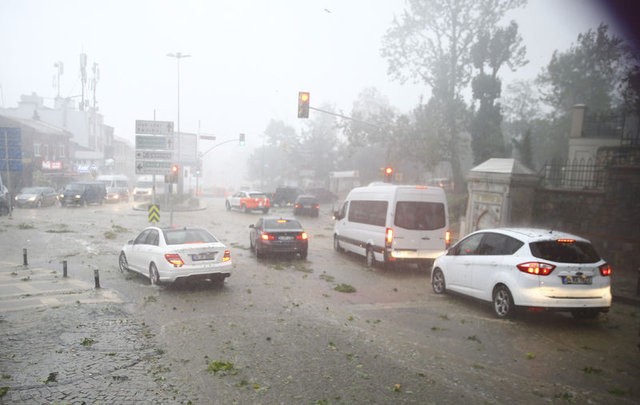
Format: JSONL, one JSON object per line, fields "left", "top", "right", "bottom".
{"left": 297, "top": 91, "right": 310, "bottom": 118}
{"left": 384, "top": 166, "right": 393, "bottom": 183}
{"left": 167, "top": 164, "right": 179, "bottom": 183}
{"left": 239, "top": 133, "right": 245, "bottom": 146}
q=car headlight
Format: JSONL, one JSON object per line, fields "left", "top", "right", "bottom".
{"left": 28, "top": 196, "right": 36, "bottom": 201}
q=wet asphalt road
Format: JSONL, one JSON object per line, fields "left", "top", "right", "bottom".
{"left": 1, "top": 197, "right": 639, "bottom": 404}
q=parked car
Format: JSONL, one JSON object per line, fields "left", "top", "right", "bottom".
{"left": 431, "top": 228, "right": 612, "bottom": 319}
{"left": 249, "top": 217, "right": 308, "bottom": 259}
{"left": 118, "top": 226, "right": 232, "bottom": 285}
{"left": 14, "top": 186, "right": 58, "bottom": 208}
{"left": 59, "top": 181, "right": 106, "bottom": 206}
{"left": 226, "top": 190, "right": 270, "bottom": 213}
{"left": 293, "top": 194, "right": 320, "bottom": 217}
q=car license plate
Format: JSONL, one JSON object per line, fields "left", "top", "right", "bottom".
{"left": 562, "top": 275, "right": 592, "bottom": 285}
{"left": 279, "top": 235, "right": 293, "bottom": 241}
{"left": 191, "top": 252, "right": 216, "bottom": 261}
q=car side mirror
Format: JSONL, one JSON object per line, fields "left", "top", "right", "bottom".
{"left": 333, "top": 210, "right": 342, "bottom": 220}
{"left": 249, "top": 224, "right": 255, "bottom": 228}
{"left": 127, "top": 239, "right": 133, "bottom": 245}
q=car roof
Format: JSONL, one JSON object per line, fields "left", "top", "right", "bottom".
{"left": 470, "top": 228, "right": 590, "bottom": 243}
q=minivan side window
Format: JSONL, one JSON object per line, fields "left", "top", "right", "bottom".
{"left": 395, "top": 201, "right": 445, "bottom": 230}
{"left": 477, "top": 233, "right": 523, "bottom": 255}
{"left": 348, "top": 200, "right": 388, "bottom": 227}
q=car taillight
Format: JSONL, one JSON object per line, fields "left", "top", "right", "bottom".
{"left": 517, "top": 262, "right": 555, "bottom": 276}
{"left": 385, "top": 228, "right": 393, "bottom": 247}
{"left": 222, "top": 250, "right": 231, "bottom": 262}
{"left": 294, "top": 203, "right": 301, "bottom": 208}
{"left": 445, "top": 230, "right": 451, "bottom": 248}
{"left": 261, "top": 232, "right": 276, "bottom": 241}
{"left": 599, "top": 263, "right": 612, "bottom": 276}
{"left": 313, "top": 204, "right": 319, "bottom": 209}
{"left": 296, "top": 232, "right": 308, "bottom": 240}
{"left": 164, "top": 253, "right": 184, "bottom": 267}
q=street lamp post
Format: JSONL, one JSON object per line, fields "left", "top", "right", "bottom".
{"left": 167, "top": 52, "right": 191, "bottom": 195}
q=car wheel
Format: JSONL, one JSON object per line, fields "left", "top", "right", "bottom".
{"left": 571, "top": 309, "right": 600, "bottom": 320}
{"left": 250, "top": 236, "right": 255, "bottom": 252}
{"left": 118, "top": 252, "right": 128, "bottom": 273}
{"left": 365, "top": 247, "right": 375, "bottom": 268}
{"left": 243, "top": 205, "right": 250, "bottom": 213}
{"left": 36, "top": 200, "right": 42, "bottom": 208}
{"left": 149, "top": 263, "right": 161, "bottom": 285}
{"left": 432, "top": 268, "right": 446, "bottom": 294}
{"left": 262, "top": 208, "right": 269, "bottom": 214}
{"left": 418, "top": 260, "right": 433, "bottom": 272}
{"left": 256, "top": 246, "right": 264, "bottom": 259}
{"left": 226, "top": 201, "right": 231, "bottom": 211}
{"left": 493, "top": 285, "right": 515, "bottom": 319}
{"left": 333, "top": 235, "right": 343, "bottom": 252}
{"left": 300, "top": 249, "right": 308, "bottom": 260}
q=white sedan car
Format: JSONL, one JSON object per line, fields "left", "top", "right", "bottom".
{"left": 431, "top": 228, "right": 612, "bottom": 319}
{"left": 119, "top": 226, "right": 232, "bottom": 285}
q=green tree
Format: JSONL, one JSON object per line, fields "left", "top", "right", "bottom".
{"left": 381, "top": 0, "right": 526, "bottom": 191}
{"left": 470, "top": 21, "right": 527, "bottom": 164}
{"left": 537, "top": 23, "right": 636, "bottom": 113}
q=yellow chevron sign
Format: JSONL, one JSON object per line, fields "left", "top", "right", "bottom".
{"left": 148, "top": 204, "right": 160, "bottom": 223}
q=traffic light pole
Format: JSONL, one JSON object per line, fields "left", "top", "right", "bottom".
{"left": 308, "top": 106, "right": 377, "bottom": 128}
{"left": 200, "top": 137, "right": 244, "bottom": 157}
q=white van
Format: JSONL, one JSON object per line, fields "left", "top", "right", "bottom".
{"left": 333, "top": 183, "right": 450, "bottom": 269}
{"left": 96, "top": 174, "right": 130, "bottom": 203}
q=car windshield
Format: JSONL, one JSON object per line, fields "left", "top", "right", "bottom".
{"left": 20, "top": 187, "right": 40, "bottom": 194}
{"left": 136, "top": 181, "right": 153, "bottom": 188}
{"left": 529, "top": 240, "right": 601, "bottom": 264}
{"left": 249, "top": 193, "right": 267, "bottom": 199}
{"left": 163, "top": 228, "right": 218, "bottom": 245}
{"left": 264, "top": 219, "right": 301, "bottom": 230}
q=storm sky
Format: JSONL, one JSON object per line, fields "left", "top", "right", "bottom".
{"left": 0, "top": 0, "right": 625, "bottom": 188}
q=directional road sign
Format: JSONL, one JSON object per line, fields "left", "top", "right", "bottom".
{"left": 136, "top": 150, "right": 173, "bottom": 160}
{"left": 136, "top": 135, "right": 171, "bottom": 150}
{"left": 135, "top": 160, "right": 173, "bottom": 175}
{"left": 135, "top": 120, "right": 174, "bottom": 135}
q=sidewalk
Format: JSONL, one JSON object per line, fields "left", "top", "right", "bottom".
{"left": 0, "top": 262, "right": 195, "bottom": 404}
{"left": 611, "top": 268, "right": 640, "bottom": 306}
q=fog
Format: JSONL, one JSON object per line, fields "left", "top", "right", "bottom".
{"left": 0, "top": 0, "right": 629, "bottom": 190}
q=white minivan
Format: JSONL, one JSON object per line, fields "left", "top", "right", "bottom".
{"left": 333, "top": 183, "right": 450, "bottom": 269}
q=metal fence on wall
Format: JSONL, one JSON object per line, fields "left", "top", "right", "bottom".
{"left": 540, "top": 158, "right": 606, "bottom": 190}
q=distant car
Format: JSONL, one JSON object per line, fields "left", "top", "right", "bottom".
{"left": 14, "top": 186, "right": 58, "bottom": 208}
{"left": 118, "top": 226, "right": 232, "bottom": 285}
{"left": 272, "top": 187, "right": 304, "bottom": 207}
{"left": 226, "top": 190, "right": 270, "bottom": 213}
{"left": 249, "top": 217, "right": 308, "bottom": 259}
{"left": 293, "top": 194, "right": 320, "bottom": 217}
{"left": 104, "top": 186, "right": 130, "bottom": 203}
{"left": 305, "top": 187, "right": 337, "bottom": 204}
{"left": 431, "top": 228, "right": 612, "bottom": 319}
{"left": 59, "top": 181, "right": 106, "bottom": 207}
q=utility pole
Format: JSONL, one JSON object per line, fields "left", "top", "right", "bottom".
{"left": 167, "top": 52, "right": 191, "bottom": 195}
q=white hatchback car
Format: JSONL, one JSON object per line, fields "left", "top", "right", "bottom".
{"left": 119, "top": 226, "right": 232, "bottom": 285}
{"left": 431, "top": 228, "right": 612, "bottom": 319}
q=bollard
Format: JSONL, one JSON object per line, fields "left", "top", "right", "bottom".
{"left": 94, "top": 269, "right": 101, "bottom": 289}
{"left": 63, "top": 261, "right": 68, "bottom": 278}
{"left": 23, "top": 248, "right": 28, "bottom": 266}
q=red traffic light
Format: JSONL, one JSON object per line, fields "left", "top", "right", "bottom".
{"left": 171, "top": 164, "right": 179, "bottom": 174}
{"left": 385, "top": 167, "right": 393, "bottom": 175}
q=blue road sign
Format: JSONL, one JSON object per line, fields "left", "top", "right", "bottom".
{"left": 0, "top": 127, "right": 23, "bottom": 172}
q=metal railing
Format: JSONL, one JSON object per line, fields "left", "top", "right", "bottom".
{"left": 540, "top": 158, "right": 606, "bottom": 190}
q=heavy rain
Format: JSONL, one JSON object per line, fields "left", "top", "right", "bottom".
{"left": 1, "top": 1, "right": 639, "bottom": 403}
